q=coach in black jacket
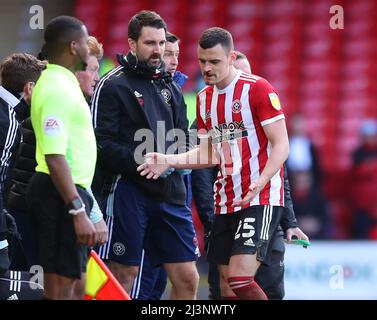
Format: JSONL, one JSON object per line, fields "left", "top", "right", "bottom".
{"left": 91, "top": 10, "right": 199, "bottom": 299}
{"left": 0, "top": 53, "right": 44, "bottom": 275}
{"left": 92, "top": 53, "right": 189, "bottom": 205}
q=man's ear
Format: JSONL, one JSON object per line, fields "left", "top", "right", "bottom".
{"left": 229, "top": 50, "right": 237, "bottom": 65}
{"left": 128, "top": 38, "right": 136, "bottom": 53}
{"left": 24, "top": 81, "right": 34, "bottom": 97}
{"left": 20, "top": 81, "right": 34, "bottom": 104}
{"left": 70, "top": 40, "right": 78, "bottom": 56}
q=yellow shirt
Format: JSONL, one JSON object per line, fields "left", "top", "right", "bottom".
{"left": 31, "top": 64, "right": 97, "bottom": 189}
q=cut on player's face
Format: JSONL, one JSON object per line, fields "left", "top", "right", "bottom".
{"left": 197, "top": 43, "right": 232, "bottom": 86}
{"left": 130, "top": 26, "right": 166, "bottom": 68}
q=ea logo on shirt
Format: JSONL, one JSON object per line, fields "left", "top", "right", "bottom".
{"left": 43, "top": 116, "right": 62, "bottom": 136}
{"left": 232, "top": 100, "right": 242, "bottom": 113}
{"left": 161, "top": 88, "right": 172, "bottom": 106}
{"left": 113, "top": 242, "right": 125, "bottom": 256}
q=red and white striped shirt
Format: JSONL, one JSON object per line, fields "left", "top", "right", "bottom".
{"left": 196, "top": 71, "right": 285, "bottom": 214}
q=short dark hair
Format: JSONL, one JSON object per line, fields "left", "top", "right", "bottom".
{"left": 235, "top": 50, "right": 247, "bottom": 60}
{"left": 128, "top": 10, "right": 166, "bottom": 41}
{"left": 166, "top": 31, "right": 180, "bottom": 44}
{"left": 44, "top": 16, "right": 86, "bottom": 57}
{"left": 0, "top": 53, "right": 46, "bottom": 93}
{"left": 199, "top": 27, "right": 234, "bottom": 54}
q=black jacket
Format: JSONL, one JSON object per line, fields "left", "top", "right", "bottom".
{"left": 0, "top": 87, "right": 29, "bottom": 202}
{"left": 91, "top": 52, "right": 189, "bottom": 205}
{"left": 0, "top": 86, "right": 29, "bottom": 239}
{"left": 7, "top": 118, "right": 36, "bottom": 212}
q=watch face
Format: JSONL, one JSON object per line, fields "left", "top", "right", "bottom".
{"left": 72, "top": 198, "right": 83, "bottom": 210}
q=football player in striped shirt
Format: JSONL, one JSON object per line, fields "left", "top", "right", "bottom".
{"left": 138, "top": 27, "right": 308, "bottom": 300}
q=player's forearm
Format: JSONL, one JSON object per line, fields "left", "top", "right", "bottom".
{"left": 45, "top": 154, "right": 81, "bottom": 205}
{"left": 257, "top": 141, "right": 289, "bottom": 188}
{"left": 165, "top": 147, "right": 217, "bottom": 170}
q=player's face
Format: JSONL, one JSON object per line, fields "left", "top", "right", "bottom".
{"left": 163, "top": 41, "right": 179, "bottom": 75}
{"left": 76, "top": 55, "right": 100, "bottom": 97}
{"left": 129, "top": 26, "right": 166, "bottom": 68}
{"left": 198, "top": 44, "right": 233, "bottom": 86}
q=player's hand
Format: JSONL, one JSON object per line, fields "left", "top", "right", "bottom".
{"left": 232, "top": 181, "right": 262, "bottom": 207}
{"left": 73, "top": 211, "right": 96, "bottom": 247}
{"left": 93, "top": 218, "right": 109, "bottom": 245}
{"left": 137, "top": 152, "right": 171, "bottom": 180}
{"left": 286, "top": 227, "right": 309, "bottom": 244}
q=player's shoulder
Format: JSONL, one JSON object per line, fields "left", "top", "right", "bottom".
{"left": 238, "top": 72, "right": 266, "bottom": 84}
{"left": 197, "top": 85, "right": 214, "bottom": 98}
{"left": 98, "top": 65, "right": 128, "bottom": 87}
{"left": 239, "top": 73, "right": 275, "bottom": 93}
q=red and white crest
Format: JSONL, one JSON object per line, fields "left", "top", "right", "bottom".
{"left": 232, "top": 100, "right": 242, "bottom": 113}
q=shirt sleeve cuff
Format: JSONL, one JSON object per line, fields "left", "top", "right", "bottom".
{"left": 261, "top": 114, "right": 285, "bottom": 127}
{"left": 198, "top": 133, "right": 210, "bottom": 139}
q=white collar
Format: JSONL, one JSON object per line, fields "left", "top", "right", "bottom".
{"left": 0, "top": 86, "right": 20, "bottom": 108}
{"left": 214, "top": 70, "right": 241, "bottom": 94}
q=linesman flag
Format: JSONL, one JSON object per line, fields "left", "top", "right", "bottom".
{"left": 85, "top": 250, "right": 131, "bottom": 300}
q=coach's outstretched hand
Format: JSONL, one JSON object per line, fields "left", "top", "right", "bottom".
{"left": 137, "top": 152, "right": 171, "bottom": 180}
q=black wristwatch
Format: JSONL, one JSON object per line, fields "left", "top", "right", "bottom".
{"left": 67, "top": 197, "right": 85, "bottom": 216}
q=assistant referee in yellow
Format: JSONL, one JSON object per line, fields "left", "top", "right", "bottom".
{"left": 27, "top": 16, "right": 97, "bottom": 300}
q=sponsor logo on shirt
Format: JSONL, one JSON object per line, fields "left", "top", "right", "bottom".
{"left": 43, "top": 116, "right": 63, "bottom": 136}
{"left": 211, "top": 121, "right": 248, "bottom": 144}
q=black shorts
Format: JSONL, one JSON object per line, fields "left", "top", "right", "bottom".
{"left": 26, "top": 172, "right": 93, "bottom": 279}
{"left": 207, "top": 231, "right": 286, "bottom": 300}
{"left": 207, "top": 205, "right": 284, "bottom": 265}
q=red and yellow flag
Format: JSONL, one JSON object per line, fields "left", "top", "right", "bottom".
{"left": 85, "top": 250, "right": 131, "bottom": 300}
